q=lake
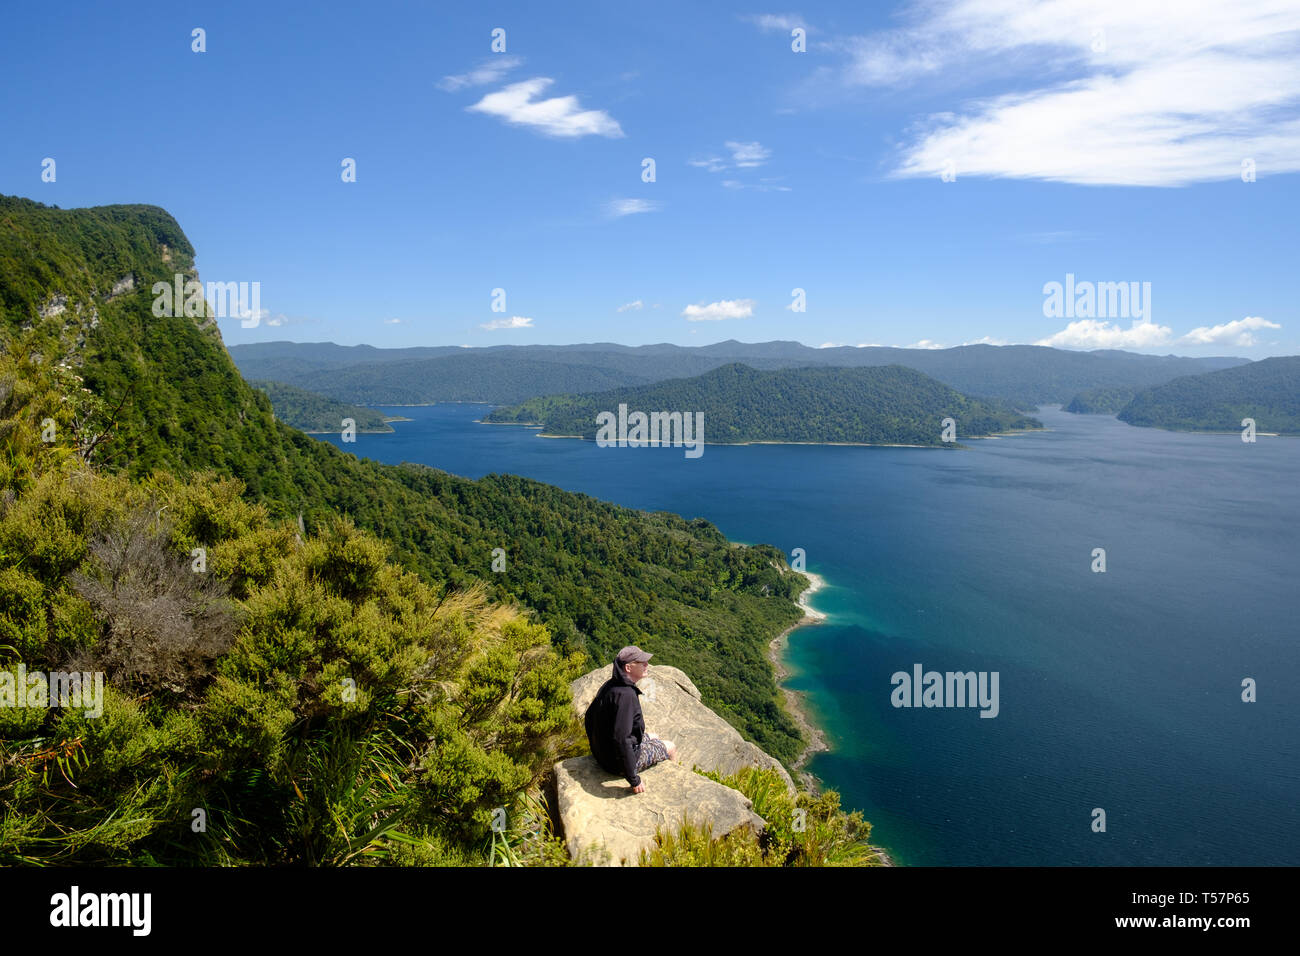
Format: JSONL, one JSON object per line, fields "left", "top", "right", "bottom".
{"left": 323, "top": 405, "right": 1299, "bottom": 865}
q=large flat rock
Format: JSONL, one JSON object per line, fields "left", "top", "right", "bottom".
{"left": 571, "top": 664, "right": 796, "bottom": 794}
{"left": 553, "top": 755, "right": 766, "bottom": 866}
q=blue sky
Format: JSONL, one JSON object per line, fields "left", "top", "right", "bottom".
{"left": 3, "top": 0, "right": 1297, "bottom": 357}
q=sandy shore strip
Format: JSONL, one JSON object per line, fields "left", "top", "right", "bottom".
{"left": 770, "top": 572, "right": 895, "bottom": 865}
{"left": 768, "top": 571, "right": 830, "bottom": 785}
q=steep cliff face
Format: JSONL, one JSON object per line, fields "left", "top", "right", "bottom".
{"left": 0, "top": 195, "right": 284, "bottom": 489}
{"left": 556, "top": 664, "right": 795, "bottom": 866}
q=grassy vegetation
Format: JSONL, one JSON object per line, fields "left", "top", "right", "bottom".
{"left": 639, "top": 766, "right": 882, "bottom": 867}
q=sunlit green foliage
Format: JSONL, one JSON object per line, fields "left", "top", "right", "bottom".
{"left": 640, "top": 766, "right": 882, "bottom": 867}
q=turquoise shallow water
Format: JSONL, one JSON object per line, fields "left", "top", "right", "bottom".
{"left": 324, "top": 405, "right": 1300, "bottom": 865}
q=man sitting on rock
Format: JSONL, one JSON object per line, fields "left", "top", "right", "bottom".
{"left": 584, "top": 645, "right": 678, "bottom": 793}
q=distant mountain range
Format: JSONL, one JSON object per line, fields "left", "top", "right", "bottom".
{"left": 229, "top": 340, "right": 1247, "bottom": 409}
{"left": 485, "top": 363, "right": 1041, "bottom": 446}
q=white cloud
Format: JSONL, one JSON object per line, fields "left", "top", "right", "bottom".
{"left": 383, "top": 318, "right": 403, "bottom": 325}
{"left": 689, "top": 156, "right": 728, "bottom": 173}
{"left": 902, "top": 339, "right": 948, "bottom": 349}
{"left": 617, "top": 300, "right": 644, "bottom": 312}
{"left": 231, "top": 310, "right": 317, "bottom": 328}
{"left": 606, "top": 198, "right": 661, "bottom": 217}
{"left": 438, "top": 56, "right": 524, "bottom": 92}
{"left": 744, "top": 14, "right": 808, "bottom": 33}
{"left": 1179, "top": 316, "right": 1280, "bottom": 346}
{"left": 831, "top": 0, "right": 1300, "bottom": 186}
{"left": 1035, "top": 319, "right": 1173, "bottom": 349}
{"left": 723, "top": 178, "right": 792, "bottom": 192}
{"left": 467, "top": 78, "right": 624, "bottom": 138}
{"left": 690, "top": 141, "right": 772, "bottom": 174}
{"left": 728, "top": 141, "right": 772, "bottom": 167}
{"left": 481, "top": 316, "right": 535, "bottom": 330}
{"left": 963, "top": 335, "right": 1011, "bottom": 345}
{"left": 682, "top": 299, "right": 757, "bottom": 321}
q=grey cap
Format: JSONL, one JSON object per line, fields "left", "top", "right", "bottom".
{"left": 616, "top": 645, "right": 653, "bottom": 666}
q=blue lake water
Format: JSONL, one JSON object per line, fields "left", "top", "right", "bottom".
{"left": 323, "top": 405, "right": 1299, "bottom": 866}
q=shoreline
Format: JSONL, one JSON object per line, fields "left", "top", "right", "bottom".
{"left": 769, "top": 571, "right": 896, "bottom": 866}
{"left": 479, "top": 422, "right": 1006, "bottom": 449}
{"left": 768, "top": 571, "right": 830, "bottom": 788}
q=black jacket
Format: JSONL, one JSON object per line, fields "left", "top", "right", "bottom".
{"left": 584, "top": 662, "right": 645, "bottom": 786}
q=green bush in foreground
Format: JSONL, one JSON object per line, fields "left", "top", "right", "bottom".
{"left": 0, "top": 349, "right": 587, "bottom": 865}
{"left": 640, "top": 766, "right": 881, "bottom": 867}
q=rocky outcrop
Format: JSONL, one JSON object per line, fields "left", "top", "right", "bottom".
{"left": 108, "top": 274, "right": 135, "bottom": 299}
{"left": 570, "top": 664, "right": 796, "bottom": 794}
{"left": 553, "top": 756, "right": 765, "bottom": 865}
{"left": 555, "top": 664, "right": 796, "bottom": 865}
{"left": 38, "top": 294, "right": 68, "bottom": 319}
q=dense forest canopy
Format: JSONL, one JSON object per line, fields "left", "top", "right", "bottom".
{"left": 1116, "top": 356, "right": 1300, "bottom": 434}
{"left": 1064, "top": 386, "right": 1140, "bottom": 415}
{"left": 248, "top": 379, "right": 393, "bottom": 433}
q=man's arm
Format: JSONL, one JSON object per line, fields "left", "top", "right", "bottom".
{"left": 612, "top": 690, "right": 641, "bottom": 788}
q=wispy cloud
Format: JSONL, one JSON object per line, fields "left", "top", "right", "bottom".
{"left": 467, "top": 78, "right": 624, "bottom": 138}
{"left": 690, "top": 141, "right": 773, "bottom": 173}
{"left": 606, "top": 198, "right": 661, "bottom": 217}
{"left": 1035, "top": 319, "right": 1173, "bottom": 349}
{"left": 383, "top": 318, "right": 403, "bottom": 325}
{"left": 722, "top": 177, "right": 792, "bottom": 192}
{"left": 902, "top": 338, "right": 947, "bottom": 350}
{"left": 742, "top": 13, "right": 809, "bottom": 34}
{"left": 235, "top": 310, "right": 318, "bottom": 328}
{"left": 617, "top": 300, "right": 644, "bottom": 312}
{"left": 962, "top": 335, "right": 1012, "bottom": 345}
{"left": 438, "top": 56, "right": 523, "bottom": 92}
{"left": 682, "top": 298, "right": 757, "bottom": 321}
{"left": 481, "top": 316, "right": 535, "bottom": 331}
{"left": 828, "top": 0, "right": 1300, "bottom": 186}
{"left": 1179, "top": 316, "right": 1280, "bottom": 347}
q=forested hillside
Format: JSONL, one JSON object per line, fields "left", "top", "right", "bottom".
{"left": 486, "top": 363, "right": 1042, "bottom": 445}
{"left": 249, "top": 379, "right": 393, "bottom": 433}
{"left": 1064, "top": 386, "right": 1139, "bottom": 415}
{"left": 1116, "top": 356, "right": 1300, "bottom": 433}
